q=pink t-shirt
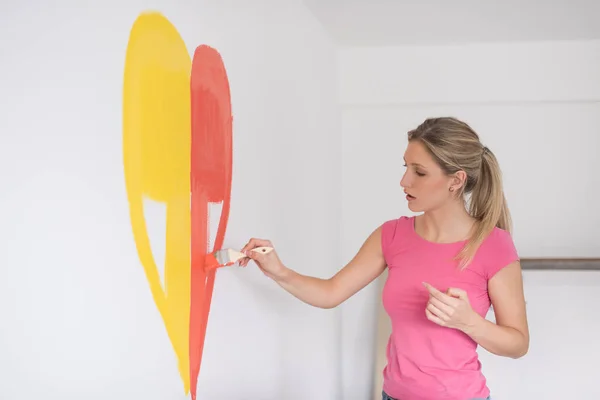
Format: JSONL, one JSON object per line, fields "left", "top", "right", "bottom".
{"left": 381, "top": 216, "right": 519, "bottom": 400}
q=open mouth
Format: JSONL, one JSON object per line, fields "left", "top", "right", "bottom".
{"left": 405, "top": 192, "right": 416, "bottom": 201}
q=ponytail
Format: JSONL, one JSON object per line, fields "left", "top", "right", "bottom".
{"left": 456, "top": 147, "right": 512, "bottom": 269}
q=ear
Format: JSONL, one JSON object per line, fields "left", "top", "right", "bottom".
{"left": 449, "top": 170, "right": 467, "bottom": 192}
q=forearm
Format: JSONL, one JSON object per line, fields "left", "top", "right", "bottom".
{"left": 463, "top": 313, "right": 529, "bottom": 358}
{"left": 273, "top": 266, "right": 336, "bottom": 309}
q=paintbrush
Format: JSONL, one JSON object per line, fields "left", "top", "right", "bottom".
{"left": 205, "top": 246, "right": 273, "bottom": 270}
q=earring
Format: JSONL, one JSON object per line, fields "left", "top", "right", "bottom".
{"left": 449, "top": 187, "right": 454, "bottom": 192}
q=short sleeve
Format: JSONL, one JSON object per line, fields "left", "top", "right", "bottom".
{"left": 381, "top": 218, "right": 400, "bottom": 261}
{"left": 485, "top": 228, "right": 520, "bottom": 280}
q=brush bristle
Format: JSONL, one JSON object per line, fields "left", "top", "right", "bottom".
{"left": 214, "top": 249, "right": 229, "bottom": 265}
{"left": 213, "top": 249, "right": 246, "bottom": 266}
{"left": 204, "top": 249, "right": 247, "bottom": 271}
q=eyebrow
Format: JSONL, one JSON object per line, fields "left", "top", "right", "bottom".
{"left": 403, "top": 157, "right": 426, "bottom": 168}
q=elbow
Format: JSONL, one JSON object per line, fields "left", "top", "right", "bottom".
{"left": 319, "top": 302, "right": 338, "bottom": 310}
{"left": 513, "top": 343, "right": 529, "bottom": 359}
{"left": 319, "top": 278, "right": 343, "bottom": 309}
{"left": 510, "top": 334, "right": 530, "bottom": 359}
{"left": 319, "top": 295, "right": 342, "bottom": 310}
{"left": 510, "top": 347, "right": 528, "bottom": 359}
{"left": 314, "top": 298, "right": 340, "bottom": 309}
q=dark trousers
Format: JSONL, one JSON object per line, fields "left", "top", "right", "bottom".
{"left": 382, "top": 391, "right": 491, "bottom": 400}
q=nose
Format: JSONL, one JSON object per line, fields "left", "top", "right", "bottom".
{"left": 400, "top": 170, "right": 410, "bottom": 188}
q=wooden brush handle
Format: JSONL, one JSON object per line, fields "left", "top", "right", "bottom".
{"left": 250, "top": 246, "right": 273, "bottom": 254}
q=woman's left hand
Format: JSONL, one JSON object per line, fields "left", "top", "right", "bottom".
{"left": 422, "top": 282, "right": 479, "bottom": 333}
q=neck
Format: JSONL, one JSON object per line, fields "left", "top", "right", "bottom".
{"left": 417, "top": 200, "right": 474, "bottom": 243}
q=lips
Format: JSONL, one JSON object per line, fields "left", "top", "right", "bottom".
{"left": 405, "top": 191, "right": 416, "bottom": 201}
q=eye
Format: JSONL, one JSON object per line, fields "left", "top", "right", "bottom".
{"left": 403, "top": 163, "right": 425, "bottom": 176}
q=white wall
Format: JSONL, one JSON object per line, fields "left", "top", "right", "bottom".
{"left": 0, "top": 1, "right": 342, "bottom": 399}
{"left": 338, "top": 40, "right": 600, "bottom": 399}
{"left": 3, "top": 3, "right": 599, "bottom": 399}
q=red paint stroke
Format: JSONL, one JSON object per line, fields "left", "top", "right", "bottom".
{"left": 189, "top": 44, "right": 233, "bottom": 400}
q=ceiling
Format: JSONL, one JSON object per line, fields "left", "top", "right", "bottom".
{"left": 302, "top": 0, "right": 600, "bottom": 46}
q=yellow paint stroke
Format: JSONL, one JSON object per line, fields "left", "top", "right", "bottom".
{"left": 123, "top": 12, "right": 192, "bottom": 393}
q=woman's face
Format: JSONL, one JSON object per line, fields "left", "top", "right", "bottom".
{"left": 400, "top": 140, "right": 457, "bottom": 213}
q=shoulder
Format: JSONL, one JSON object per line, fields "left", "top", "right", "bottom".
{"left": 381, "top": 215, "right": 412, "bottom": 237}
{"left": 478, "top": 227, "right": 520, "bottom": 279}
{"left": 481, "top": 227, "right": 518, "bottom": 253}
{"left": 380, "top": 215, "right": 413, "bottom": 251}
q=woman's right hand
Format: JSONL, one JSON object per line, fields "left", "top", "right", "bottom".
{"left": 239, "top": 238, "right": 288, "bottom": 281}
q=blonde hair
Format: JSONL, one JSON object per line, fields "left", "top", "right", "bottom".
{"left": 407, "top": 117, "right": 512, "bottom": 268}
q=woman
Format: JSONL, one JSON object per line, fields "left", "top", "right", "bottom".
{"left": 239, "top": 117, "right": 529, "bottom": 400}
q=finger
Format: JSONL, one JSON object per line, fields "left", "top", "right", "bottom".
{"left": 426, "top": 301, "right": 448, "bottom": 321}
{"left": 428, "top": 296, "right": 454, "bottom": 316}
{"left": 446, "top": 287, "right": 467, "bottom": 299}
{"left": 240, "top": 239, "right": 256, "bottom": 253}
{"left": 425, "top": 308, "right": 446, "bottom": 326}
{"left": 240, "top": 239, "right": 255, "bottom": 253}
{"left": 422, "top": 281, "right": 442, "bottom": 296}
{"left": 423, "top": 282, "right": 454, "bottom": 305}
{"left": 237, "top": 246, "right": 250, "bottom": 265}
{"left": 246, "top": 248, "right": 269, "bottom": 262}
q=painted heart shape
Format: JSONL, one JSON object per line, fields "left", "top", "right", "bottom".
{"left": 122, "top": 11, "right": 232, "bottom": 400}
